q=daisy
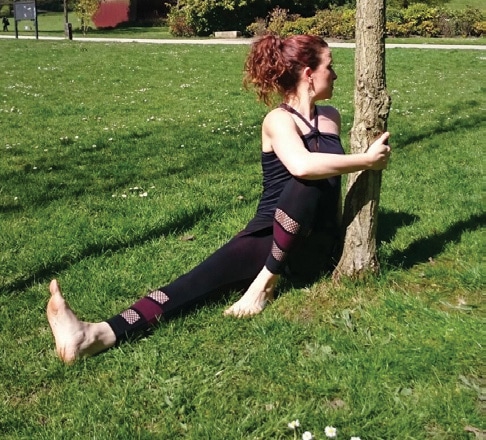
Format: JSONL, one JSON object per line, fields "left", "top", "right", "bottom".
{"left": 325, "top": 426, "right": 337, "bottom": 438}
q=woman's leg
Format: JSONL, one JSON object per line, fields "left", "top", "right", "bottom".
{"left": 47, "top": 229, "right": 273, "bottom": 362}
{"left": 265, "top": 178, "right": 324, "bottom": 274}
{"left": 223, "top": 265, "right": 280, "bottom": 317}
{"left": 225, "top": 178, "right": 326, "bottom": 317}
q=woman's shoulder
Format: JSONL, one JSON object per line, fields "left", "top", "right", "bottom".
{"left": 263, "top": 107, "right": 296, "bottom": 131}
{"left": 316, "top": 105, "right": 341, "bottom": 133}
{"left": 316, "top": 104, "right": 340, "bottom": 120}
{"left": 265, "top": 106, "right": 295, "bottom": 120}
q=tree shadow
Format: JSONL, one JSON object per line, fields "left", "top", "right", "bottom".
{"left": 377, "top": 209, "right": 419, "bottom": 245}
{"left": 1, "top": 128, "right": 158, "bottom": 211}
{"left": 394, "top": 99, "right": 485, "bottom": 148}
{"left": 382, "top": 212, "right": 485, "bottom": 270}
{"left": 1, "top": 206, "right": 213, "bottom": 295}
{"left": 278, "top": 209, "right": 418, "bottom": 289}
{"left": 277, "top": 208, "right": 483, "bottom": 285}
{"left": 0, "top": 203, "right": 22, "bottom": 215}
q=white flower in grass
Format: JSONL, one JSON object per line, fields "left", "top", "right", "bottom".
{"left": 288, "top": 420, "right": 300, "bottom": 430}
{"left": 325, "top": 426, "right": 337, "bottom": 438}
{"left": 350, "top": 437, "right": 361, "bottom": 440}
{"left": 302, "top": 431, "right": 313, "bottom": 440}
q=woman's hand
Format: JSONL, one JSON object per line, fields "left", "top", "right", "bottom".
{"left": 367, "top": 132, "right": 391, "bottom": 170}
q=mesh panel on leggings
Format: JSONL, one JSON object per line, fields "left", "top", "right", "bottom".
{"left": 275, "top": 208, "right": 300, "bottom": 234}
{"left": 271, "top": 241, "right": 285, "bottom": 262}
{"left": 120, "top": 309, "right": 141, "bottom": 325}
{"left": 148, "top": 290, "right": 170, "bottom": 305}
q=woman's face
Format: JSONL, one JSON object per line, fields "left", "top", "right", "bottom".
{"left": 311, "top": 49, "right": 337, "bottom": 101}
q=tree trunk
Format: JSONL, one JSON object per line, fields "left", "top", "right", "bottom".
{"left": 332, "top": 0, "right": 391, "bottom": 281}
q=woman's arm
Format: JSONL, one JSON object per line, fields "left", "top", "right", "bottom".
{"left": 263, "top": 109, "right": 391, "bottom": 180}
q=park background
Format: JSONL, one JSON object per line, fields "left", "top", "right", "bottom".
{"left": 0, "top": 0, "right": 485, "bottom": 39}
{"left": 0, "top": 1, "right": 485, "bottom": 438}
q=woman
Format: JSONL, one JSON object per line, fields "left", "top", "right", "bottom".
{"left": 47, "top": 35, "right": 390, "bottom": 363}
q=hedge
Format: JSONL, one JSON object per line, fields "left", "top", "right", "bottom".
{"left": 168, "top": 3, "right": 485, "bottom": 38}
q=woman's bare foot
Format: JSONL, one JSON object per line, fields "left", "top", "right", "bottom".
{"left": 47, "top": 280, "right": 116, "bottom": 364}
{"left": 224, "top": 267, "right": 279, "bottom": 318}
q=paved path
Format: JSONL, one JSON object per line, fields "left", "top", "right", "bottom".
{"left": 1, "top": 34, "right": 485, "bottom": 50}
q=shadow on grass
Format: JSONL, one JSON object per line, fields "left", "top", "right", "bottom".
{"left": 1, "top": 206, "right": 213, "bottom": 295}
{"left": 377, "top": 209, "right": 419, "bottom": 244}
{"left": 397, "top": 99, "right": 485, "bottom": 147}
{"left": 90, "top": 27, "right": 170, "bottom": 36}
{"left": 382, "top": 211, "right": 485, "bottom": 269}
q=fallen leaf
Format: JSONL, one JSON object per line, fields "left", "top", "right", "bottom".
{"left": 180, "top": 234, "right": 195, "bottom": 241}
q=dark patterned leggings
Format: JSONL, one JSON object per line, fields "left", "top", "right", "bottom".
{"left": 106, "top": 178, "right": 335, "bottom": 342}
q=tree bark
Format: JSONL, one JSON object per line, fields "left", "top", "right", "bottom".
{"left": 332, "top": 0, "right": 391, "bottom": 281}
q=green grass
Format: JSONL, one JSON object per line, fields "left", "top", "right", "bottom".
{"left": 386, "top": 36, "right": 485, "bottom": 45}
{"left": 446, "top": 0, "right": 486, "bottom": 11}
{"left": 1, "top": 11, "right": 175, "bottom": 39}
{"left": 0, "top": 40, "right": 484, "bottom": 439}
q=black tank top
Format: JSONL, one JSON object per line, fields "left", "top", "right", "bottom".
{"left": 245, "top": 104, "right": 345, "bottom": 232}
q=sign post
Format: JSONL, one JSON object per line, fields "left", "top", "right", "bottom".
{"left": 13, "top": 1, "right": 38, "bottom": 39}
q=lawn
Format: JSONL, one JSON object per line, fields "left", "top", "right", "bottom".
{"left": 0, "top": 11, "right": 174, "bottom": 39}
{"left": 447, "top": 0, "right": 486, "bottom": 11}
{"left": 1, "top": 11, "right": 174, "bottom": 39}
{"left": 0, "top": 39, "right": 484, "bottom": 439}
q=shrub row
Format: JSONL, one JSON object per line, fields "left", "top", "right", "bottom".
{"left": 247, "top": 4, "right": 485, "bottom": 39}
{"left": 386, "top": 3, "right": 485, "bottom": 37}
{"left": 168, "top": 2, "right": 485, "bottom": 38}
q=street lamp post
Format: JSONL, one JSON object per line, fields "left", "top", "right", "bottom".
{"left": 63, "top": 0, "right": 72, "bottom": 39}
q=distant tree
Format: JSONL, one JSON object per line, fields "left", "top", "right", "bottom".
{"left": 34, "top": 0, "right": 73, "bottom": 12}
{"left": 167, "top": 0, "right": 345, "bottom": 36}
{"left": 0, "top": 4, "right": 10, "bottom": 17}
{"left": 74, "top": 0, "right": 99, "bottom": 34}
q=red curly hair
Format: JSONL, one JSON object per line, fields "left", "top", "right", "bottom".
{"left": 244, "top": 34, "right": 329, "bottom": 106}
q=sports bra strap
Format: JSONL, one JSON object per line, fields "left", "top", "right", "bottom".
{"left": 279, "top": 103, "right": 318, "bottom": 133}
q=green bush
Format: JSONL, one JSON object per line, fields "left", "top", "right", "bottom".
{"left": 308, "top": 9, "right": 335, "bottom": 37}
{"left": 0, "top": 5, "right": 10, "bottom": 17}
{"left": 385, "top": 3, "right": 485, "bottom": 37}
{"left": 386, "top": 21, "right": 415, "bottom": 37}
{"left": 333, "top": 7, "right": 355, "bottom": 39}
{"left": 399, "top": 3, "right": 438, "bottom": 35}
{"left": 280, "top": 16, "right": 316, "bottom": 37}
{"left": 435, "top": 9, "right": 459, "bottom": 37}
{"left": 245, "top": 8, "right": 315, "bottom": 37}
{"left": 246, "top": 17, "right": 267, "bottom": 37}
{"left": 386, "top": 7, "right": 405, "bottom": 24}
{"left": 454, "top": 7, "right": 485, "bottom": 36}
{"left": 473, "top": 20, "right": 486, "bottom": 36}
{"left": 167, "top": 6, "right": 197, "bottom": 36}
{"left": 166, "top": 0, "right": 344, "bottom": 37}
{"left": 266, "top": 7, "right": 291, "bottom": 35}
{"left": 310, "top": 7, "right": 355, "bottom": 39}
{"left": 225, "top": 2, "right": 484, "bottom": 39}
